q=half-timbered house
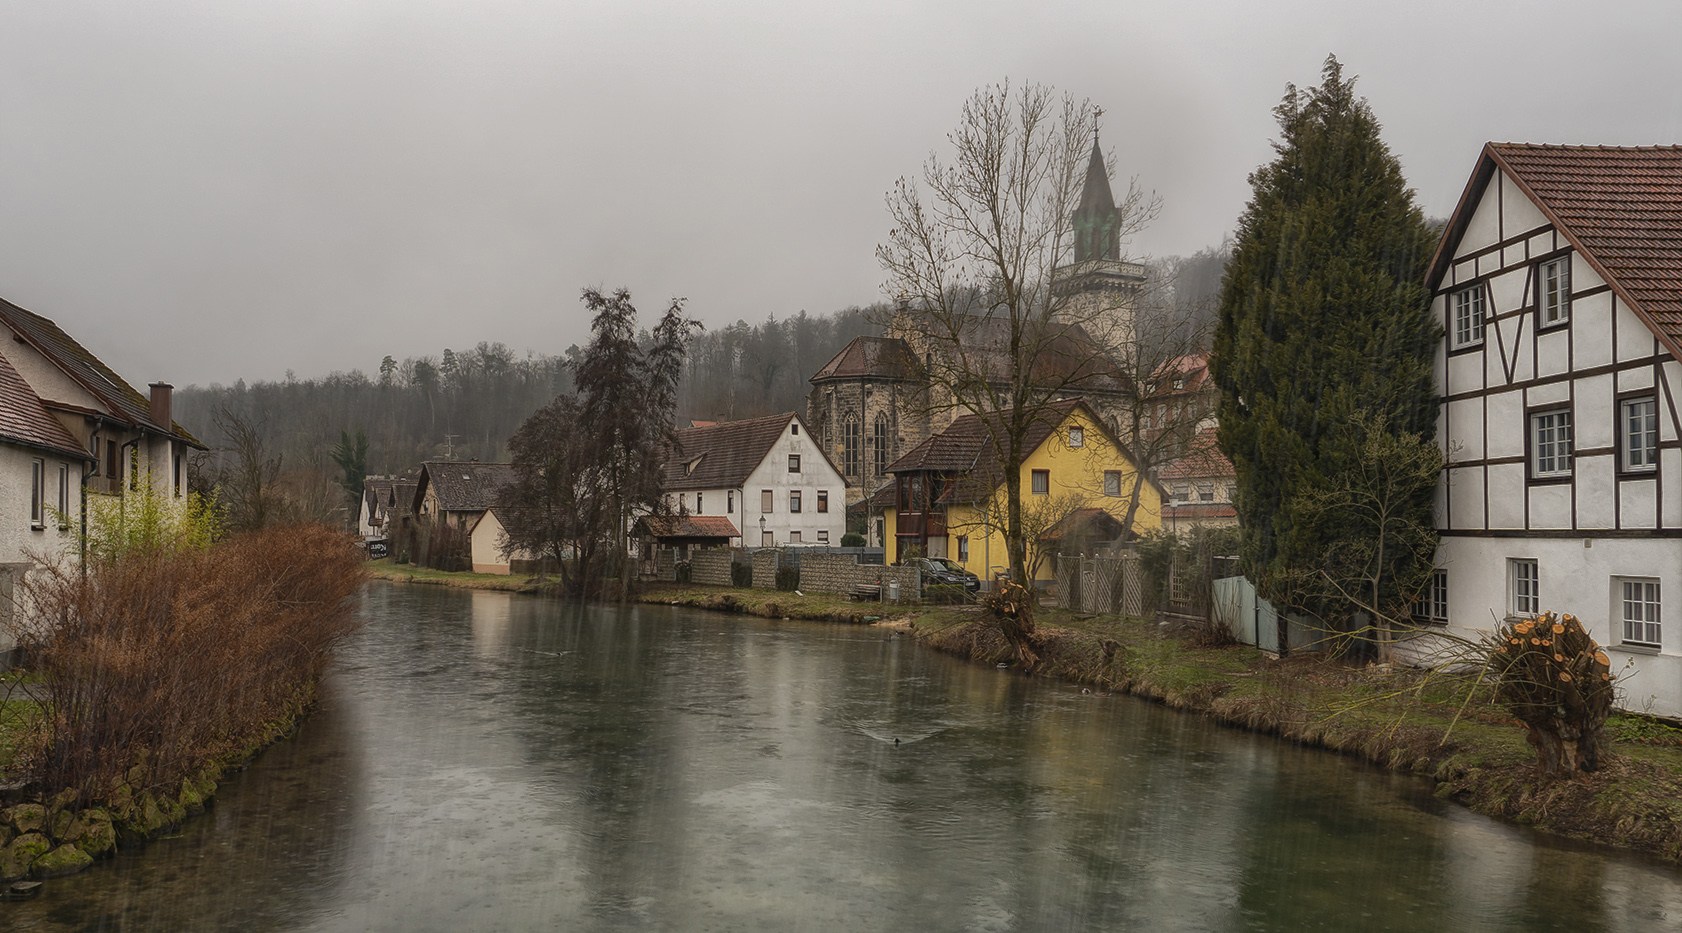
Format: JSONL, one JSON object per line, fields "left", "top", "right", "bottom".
{"left": 1426, "top": 144, "right": 1682, "bottom": 715}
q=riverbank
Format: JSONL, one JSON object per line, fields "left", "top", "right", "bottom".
{"left": 629, "top": 582, "right": 1682, "bottom": 864}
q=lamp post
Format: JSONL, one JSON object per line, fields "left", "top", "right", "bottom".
{"left": 759, "top": 514, "right": 766, "bottom": 548}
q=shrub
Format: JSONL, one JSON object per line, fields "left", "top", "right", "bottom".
{"left": 1489, "top": 611, "right": 1615, "bottom": 778}
{"left": 730, "top": 561, "right": 752, "bottom": 588}
{"left": 674, "top": 561, "right": 692, "bottom": 584}
{"left": 775, "top": 566, "right": 799, "bottom": 591}
{"left": 9, "top": 523, "right": 366, "bottom": 805}
{"left": 840, "top": 532, "right": 866, "bottom": 548}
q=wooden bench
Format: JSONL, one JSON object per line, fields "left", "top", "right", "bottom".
{"left": 850, "top": 582, "right": 882, "bottom": 601}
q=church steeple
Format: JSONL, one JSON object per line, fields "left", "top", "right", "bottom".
{"left": 1072, "top": 136, "right": 1120, "bottom": 263}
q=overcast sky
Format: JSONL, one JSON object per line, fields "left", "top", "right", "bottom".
{"left": 3, "top": 0, "right": 1680, "bottom": 388}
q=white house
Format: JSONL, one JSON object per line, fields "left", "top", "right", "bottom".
{"left": 663, "top": 412, "right": 848, "bottom": 547}
{"left": 1423, "top": 143, "right": 1682, "bottom": 716}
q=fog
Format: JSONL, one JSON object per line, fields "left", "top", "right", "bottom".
{"left": 2, "top": 0, "right": 1679, "bottom": 386}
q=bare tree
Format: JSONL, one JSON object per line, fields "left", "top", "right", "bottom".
{"left": 876, "top": 81, "right": 1160, "bottom": 585}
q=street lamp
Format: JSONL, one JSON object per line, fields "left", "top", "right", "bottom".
{"left": 759, "top": 514, "right": 766, "bottom": 547}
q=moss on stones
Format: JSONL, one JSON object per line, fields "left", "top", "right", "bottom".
{"left": 30, "top": 843, "right": 92, "bottom": 879}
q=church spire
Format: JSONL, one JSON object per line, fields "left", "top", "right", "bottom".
{"left": 1072, "top": 136, "right": 1120, "bottom": 263}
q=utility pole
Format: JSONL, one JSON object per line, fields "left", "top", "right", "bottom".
{"left": 443, "top": 434, "right": 460, "bottom": 461}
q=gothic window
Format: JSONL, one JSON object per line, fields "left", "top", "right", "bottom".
{"left": 873, "top": 412, "right": 890, "bottom": 476}
{"left": 842, "top": 413, "right": 861, "bottom": 477}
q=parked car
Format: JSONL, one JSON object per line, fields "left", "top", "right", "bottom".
{"left": 901, "top": 557, "right": 980, "bottom": 593}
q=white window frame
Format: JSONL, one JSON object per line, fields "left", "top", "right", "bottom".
{"left": 790, "top": 490, "right": 802, "bottom": 513}
{"left": 1104, "top": 470, "right": 1122, "bottom": 497}
{"left": 1530, "top": 409, "right": 1573, "bottom": 478}
{"left": 1068, "top": 426, "right": 1084, "bottom": 448}
{"left": 1413, "top": 569, "right": 1448, "bottom": 623}
{"left": 1452, "top": 284, "right": 1485, "bottom": 348}
{"left": 1621, "top": 396, "right": 1659, "bottom": 473}
{"left": 1172, "top": 483, "right": 1190, "bottom": 502}
{"left": 1540, "top": 257, "right": 1571, "bottom": 326}
{"left": 56, "top": 463, "right": 70, "bottom": 529}
{"left": 1617, "top": 576, "right": 1661, "bottom": 648}
{"left": 817, "top": 529, "right": 828, "bottom": 543}
{"left": 1510, "top": 559, "right": 1539, "bottom": 618}
{"left": 30, "top": 458, "right": 44, "bottom": 529}
{"left": 1031, "top": 469, "right": 1049, "bottom": 496}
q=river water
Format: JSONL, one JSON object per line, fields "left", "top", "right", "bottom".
{"left": 8, "top": 582, "right": 1682, "bottom": 931}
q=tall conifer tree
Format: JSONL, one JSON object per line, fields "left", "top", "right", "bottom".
{"left": 1211, "top": 56, "right": 1441, "bottom": 639}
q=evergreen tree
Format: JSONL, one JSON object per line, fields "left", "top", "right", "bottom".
{"left": 1211, "top": 56, "right": 1441, "bottom": 646}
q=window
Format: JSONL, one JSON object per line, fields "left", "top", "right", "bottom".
{"left": 1413, "top": 569, "right": 1448, "bottom": 623}
{"left": 1530, "top": 409, "right": 1573, "bottom": 478}
{"left": 1510, "top": 559, "right": 1539, "bottom": 617}
{"left": 790, "top": 491, "right": 802, "bottom": 513}
{"left": 817, "top": 491, "right": 828, "bottom": 513}
{"left": 1104, "top": 470, "right": 1122, "bottom": 497}
{"left": 1226, "top": 483, "right": 1238, "bottom": 502}
{"left": 1172, "top": 484, "right": 1190, "bottom": 502}
{"left": 761, "top": 531, "right": 774, "bottom": 547}
{"left": 1453, "top": 284, "right": 1485, "bottom": 348}
{"left": 761, "top": 489, "right": 773, "bottom": 513}
{"left": 791, "top": 422, "right": 799, "bottom": 436}
{"left": 818, "top": 529, "right": 830, "bottom": 543}
{"left": 1620, "top": 578, "right": 1661, "bottom": 648}
{"left": 789, "top": 530, "right": 802, "bottom": 544}
{"left": 173, "top": 454, "right": 181, "bottom": 496}
{"left": 1068, "top": 426, "right": 1084, "bottom": 448}
{"left": 874, "top": 412, "right": 890, "bottom": 477}
{"left": 30, "top": 459, "right": 44, "bottom": 529}
{"left": 678, "top": 493, "right": 686, "bottom": 511}
{"left": 788, "top": 454, "right": 801, "bottom": 474}
{"left": 1621, "top": 397, "right": 1659, "bottom": 473}
{"left": 1197, "top": 483, "right": 1214, "bottom": 502}
{"left": 1540, "top": 257, "right": 1571, "bottom": 326}
{"left": 728, "top": 491, "right": 734, "bottom": 513}
{"left": 696, "top": 493, "right": 703, "bottom": 513}
{"left": 842, "top": 414, "right": 861, "bottom": 477}
{"left": 57, "top": 464, "right": 69, "bottom": 529}
{"left": 1031, "top": 469, "right": 1049, "bottom": 495}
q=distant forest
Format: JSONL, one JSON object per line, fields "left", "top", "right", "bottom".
{"left": 175, "top": 246, "right": 1230, "bottom": 483}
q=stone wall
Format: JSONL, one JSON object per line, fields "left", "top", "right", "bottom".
{"left": 799, "top": 552, "right": 861, "bottom": 595}
{"left": 751, "top": 549, "right": 779, "bottom": 589}
{"left": 691, "top": 549, "right": 737, "bottom": 587}
{"left": 654, "top": 548, "right": 676, "bottom": 583}
{"left": 881, "top": 565, "right": 921, "bottom": 602}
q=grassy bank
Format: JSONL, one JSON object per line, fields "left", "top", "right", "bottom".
{"left": 364, "top": 559, "right": 537, "bottom": 591}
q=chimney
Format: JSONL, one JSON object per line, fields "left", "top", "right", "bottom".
{"left": 149, "top": 382, "right": 173, "bottom": 431}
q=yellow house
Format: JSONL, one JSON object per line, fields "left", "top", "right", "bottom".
{"left": 877, "top": 398, "right": 1162, "bottom": 584}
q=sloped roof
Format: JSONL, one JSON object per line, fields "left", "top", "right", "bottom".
{"left": 1149, "top": 351, "right": 1212, "bottom": 395}
{"left": 1429, "top": 143, "right": 1682, "bottom": 356}
{"left": 634, "top": 514, "right": 740, "bottom": 539}
{"left": 0, "top": 295, "right": 201, "bottom": 446}
{"left": 1037, "top": 507, "right": 1125, "bottom": 542}
{"left": 809, "top": 336, "right": 923, "bottom": 382}
{"left": 0, "top": 351, "right": 94, "bottom": 460}
{"left": 1163, "top": 502, "right": 1238, "bottom": 520}
{"left": 887, "top": 397, "right": 1080, "bottom": 478}
{"left": 664, "top": 412, "right": 844, "bottom": 491}
{"left": 904, "top": 316, "right": 1124, "bottom": 393}
{"left": 365, "top": 477, "right": 419, "bottom": 520}
{"left": 416, "top": 461, "right": 515, "bottom": 512}
{"left": 1158, "top": 428, "right": 1235, "bottom": 481}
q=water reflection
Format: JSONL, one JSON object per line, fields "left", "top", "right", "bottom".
{"left": 8, "top": 582, "right": 1681, "bottom": 931}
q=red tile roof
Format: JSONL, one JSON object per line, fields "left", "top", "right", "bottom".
{"left": 1431, "top": 144, "right": 1682, "bottom": 354}
{"left": 810, "top": 336, "right": 924, "bottom": 383}
{"left": 0, "top": 351, "right": 92, "bottom": 461}
{"left": 1163, "top": 502, "right": 1238, "bottom": 520}
{"left": 1158, "top": 428, "right": 1235, "bottom": 481}
{"left": 634, "top": 514, "right": 740, "bottom": 539}
{"left": 0, "top": 295, "right": 201, "bottom": 446}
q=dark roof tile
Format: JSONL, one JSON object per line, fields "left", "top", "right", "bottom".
{"left": 0, "top": 351, "right": 92, "bottom": 460}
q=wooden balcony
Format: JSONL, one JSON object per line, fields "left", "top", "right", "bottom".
{"left": 895, "top": 511, "right": 947, "bottom": 538}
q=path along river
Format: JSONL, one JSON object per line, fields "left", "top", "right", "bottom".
{"left": 9, "top": 581, "right": 1682, "bottom": 932}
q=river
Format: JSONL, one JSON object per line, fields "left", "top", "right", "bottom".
{"left": 8, "top": 582, "right": 1682, "bottom": 931}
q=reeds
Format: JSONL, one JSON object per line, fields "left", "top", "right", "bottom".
{"left": 10, "top": 523, "right": 365, "bottom": 803}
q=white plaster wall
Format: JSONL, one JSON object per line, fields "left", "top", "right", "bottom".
{"left": 1618, "top": 302, "right": 1661, "bottom": 362}
{"left": 1447, "top": 397, "right": 1484, "bottom": 461}
{"left": 1447, "top": 354, "right": 1483, "bottom": 395}
{"left": 1485, "top": 392, "right": 1524, "bottom": 459}
{"left": 1460, "top": 188, "right": 1501, "bottom": 253}
{"left": 1499, "top": 172, "right": 1549, "bottom": 234}
{"left": 1575, "top": 453, "right": 1615, "bottom": 529}
{"left": 0, "top": 444, "right": 81, "bottom": 566}
{"left": 1487, "top": 464, "right": 1526, "bottom": 528}
{"left": 1617, "top": 365, "right": 1655, "bottom": 393}
{"left": 1437, "top": 535, "right": 1682, "bottom": 717}
{"left": 1487, "top": 265, "right": 1527, "bottom": 314}
{"left": 1447, "top": 466, "right": 1484, "bottom": 529}
{"left": 739, "top": 418, "right": 846, "bottom": 547}
{"left": 1536, "top": 329, "right": 1570, "bottom": 379}
{"left": 1574, "top": 294, "right": 1614, "bottom": 370}
{"left": 1619, "top": 479, "right": 1657, "bottom": 529}
{"left": 1528, "top": 231, "right": 1554, "bottom": 261}
{"left": 1528, "top": 483, "right": 1572, "bottom": 529}
{"left": 1575, "top": 373, "right": 1614, "bottom": 450}
{"left": 1666, "top": 449, "right": 1682, "bottom": 528}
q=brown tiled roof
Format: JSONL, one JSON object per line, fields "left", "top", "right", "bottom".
{"left": 634, "top": 514, "right": 740, "bottom": 539}
{"left": 809, "top": 336, "right": 923, "bottom": 383}
{"left": 1163, "top": 502, "right": 1238, "bottom": 520}
{"left": 1037, "top": 507, "right": 1125, "bottom": 542}
{"left": 0, "top": 295, "right": 201, "bottom": 446}
{"left": 664, "top": 413, "right": 844, "bottom": 491}
{"left": 1158, "top": 428, "right": 1235, "bottom": 481}
{"left": 365, "top": 477, "right": 419, "bottom": 521}
{"left": 885, "top": 398, "right": 1084, "bottom": 500}
{"left": 1430, "top": 144, "right": 1682, "bottom": 353}
{"left": 416, "top": 461, "right": 515, "bottom": 512}
{"left": 0, "top": 351, "right": 93, "bottom": 460}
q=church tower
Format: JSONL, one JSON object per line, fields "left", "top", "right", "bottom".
{"left": 1054, "top": 134, "right": 1145, "bottom": 334}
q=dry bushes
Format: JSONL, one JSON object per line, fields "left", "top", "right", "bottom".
{"left": 11, "top": 523, "right": 365, "bottom": 804}
{"left": 1489, "top": 611, "right": 1616, "bottom": 778}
